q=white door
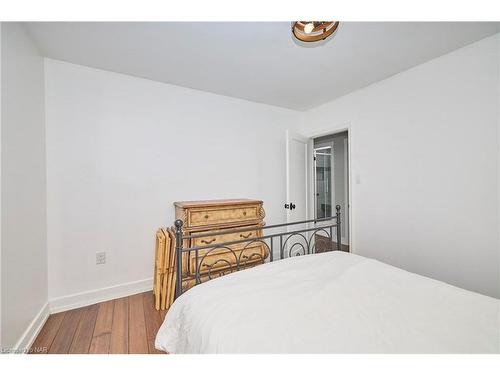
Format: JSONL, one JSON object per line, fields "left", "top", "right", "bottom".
{"left": 285, "top": 130, "right": 309, "bottom": 224}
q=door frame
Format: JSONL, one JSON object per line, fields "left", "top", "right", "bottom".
{"left": 304, "top": 123, "right": 353, "bottom": 252}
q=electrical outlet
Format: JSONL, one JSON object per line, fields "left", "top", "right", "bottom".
{"left": 96, "top": 252, "right": 106, "bottom": 265}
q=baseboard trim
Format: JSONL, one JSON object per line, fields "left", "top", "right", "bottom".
{"left": 13, "top": 302, "right": 50, "bottom": 353}
{"left": 49, "top": 278, "right": 153, "bottom": 314}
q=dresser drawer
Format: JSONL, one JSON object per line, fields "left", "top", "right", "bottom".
{"left": 188, "top": 243, "right": 268, "bottom": 276}
{"left": 188, "top": 205, "right": 260, "bottom": 227}
{"left": 191, "top": 226, "right": 262, "bottom": 250}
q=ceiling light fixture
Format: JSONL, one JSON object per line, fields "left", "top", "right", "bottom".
{"left": 303, "top": 22, "right": 315, "bottom": 34}
{"left": 292, "top": 21, "right": 340, "bottom": 43}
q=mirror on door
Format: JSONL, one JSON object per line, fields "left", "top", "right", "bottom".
{"left": 314, "top": 146, "right": 332, "bottom": 219}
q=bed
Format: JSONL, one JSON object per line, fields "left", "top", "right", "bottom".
{"left": 155, "top": 208, "right": 499, "bottom": 354}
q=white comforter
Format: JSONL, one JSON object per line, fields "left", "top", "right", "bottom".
{"left": 155, "top": 251, "right": 499, "bottom": 353}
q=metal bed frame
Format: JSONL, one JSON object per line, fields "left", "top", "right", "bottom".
{"left": 174, "top": 205, "right": 342, "bottom": 299}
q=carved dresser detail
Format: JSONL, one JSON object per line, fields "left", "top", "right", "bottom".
{"left": 175, "top": 199, "right": 267, "bottom": 290}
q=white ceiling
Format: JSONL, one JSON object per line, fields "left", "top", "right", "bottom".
{"left": 26, "top": 22, "right": 500, "bottom": 111}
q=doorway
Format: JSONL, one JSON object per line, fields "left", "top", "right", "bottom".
{"left": 313, "top": 131, "right": 349, "bottom": 251}
{"left": 285, "top": 128, "right": 351, "bottom": 252}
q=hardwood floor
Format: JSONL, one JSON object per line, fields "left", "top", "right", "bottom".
{"left": 31, "top": 292, "right": 167, "bottom": 354}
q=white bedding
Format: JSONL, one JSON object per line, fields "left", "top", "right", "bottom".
{"left": 155, "top": 251, "right": 499, "bottom": 353}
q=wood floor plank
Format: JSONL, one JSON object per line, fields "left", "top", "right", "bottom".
{"left": 31, "top": 291, "right": 168, "bottom": 355}
{"left": 69, "top": 304, "right": 99, "bottom": 353}
{"left": 30, "top": 312, "right": 66, "bottom": 354}
{"left": 49, "top": 308, "right": 84, "bottom": 353}
{"left": 129, "top": 293, "right": 149, "bottom": 354}
{"left": 109, "top": 297, "right": 129, "bottom": 354}
{"left": 160, "top": 308, "right": 167, "bottom": 321}
{"left": 89, "top": 300, "right": 115, "bottom": 354}
{"left": 142, "top": 292, "right": 164, "bottom": 354}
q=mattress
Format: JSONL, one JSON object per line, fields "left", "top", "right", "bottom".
{"left": 155, "top": 251, "right": 500, "bottom": 353}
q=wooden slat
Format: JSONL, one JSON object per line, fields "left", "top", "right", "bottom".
{"left": 161, "top": 229, "right": 175, "bottom": 310}
{"left": 89, "top": 300, "right": 115, "bottom": 354}
{"left": 160, "top": 229, "right": 171, "bottom": 310}
{"left": 142, "top": 292, "right": 164, "bottom": 354}
{"left": 69, "top": 304, "right": 99, "bottom": 353}
{"left": 128, "top": 293, "right": 148, "bottom": 354}
{"left": 30, "top": 312, "right": 66, "bottom": 354}
{"left": 109, "top": 297, "right": 129, "bottom": 353}
{"left": 154, "top": 229, "right": 166, "bottom": 310}
{"left": 167, "top": 228, "right": 177, "bottom": 308}
{"left": 49, "top": 308, "right": 84, "bottom": 353}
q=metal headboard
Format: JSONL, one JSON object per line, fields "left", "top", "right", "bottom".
{"left": 174, "top": 205, "right": 342, "bottom": 299}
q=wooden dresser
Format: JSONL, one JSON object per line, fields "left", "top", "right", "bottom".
{"left": 175, "top": 199, "right": 267, "bottom": 290}
{"left": 153, "top": 199, "right": 267, "bottom": 310}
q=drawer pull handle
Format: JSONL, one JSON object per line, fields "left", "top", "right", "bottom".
{"left": 243, "top": 211, "right": 247, "bottom": 216}
{"left": 201, "top": 238, "right": 216, "bottom": 244}
{"left": 240, "top": 233, "right": 252, "bottom": 239}
{"left": 204, "top": 214, "right": 209, "bottom": 219}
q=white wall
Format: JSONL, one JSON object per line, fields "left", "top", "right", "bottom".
{"left": 300, "top": 34, "right": 500, "bottom": 298}
{"left": 45, "top": 59, "right": 300, "bottom": 303}
{"left": 498, "top": 34, "right": 500, "bottom": 301}
{"left": 0, "top": 21, "right": 3, "bottom": 349}
{"left": 1, "top": 23, "right": 47, "bottom": 348}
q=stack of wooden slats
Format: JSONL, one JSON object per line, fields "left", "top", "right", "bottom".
{"left": 152, "top": 227, "right": 177, "bottom": 311}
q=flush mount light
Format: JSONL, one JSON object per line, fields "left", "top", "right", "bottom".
{"left": 292, "top": 21, "right": 340, "bottom": 43}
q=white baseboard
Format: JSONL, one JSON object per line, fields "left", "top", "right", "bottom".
{"left": 49, "top": 278, "right": 153, "bottom": 314}
{"left": 13, "top": 302, "right": 50, "bottom": 353}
